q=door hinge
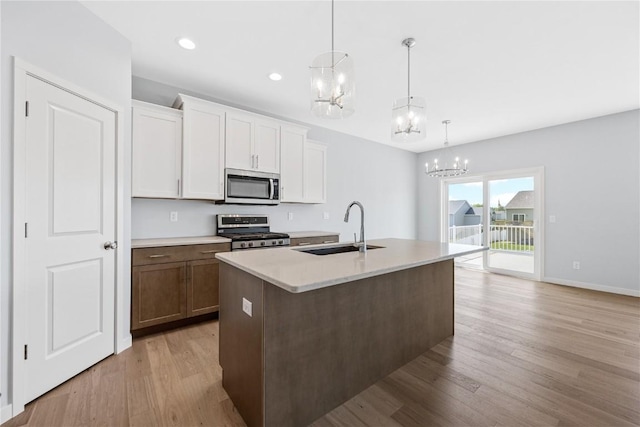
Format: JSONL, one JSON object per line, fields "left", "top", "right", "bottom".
{"left": 24, "top": 222, "right": 28, "bottom": 238}
{"left": 24, "top": 344, "right": 28, "bottom": 360}
{"left": 25, "top": 101, "right": 29, "bottom": 117}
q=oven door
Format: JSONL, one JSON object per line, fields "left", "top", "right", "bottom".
{"left": 225, "top": 168, "right": 279, "bottom": 205}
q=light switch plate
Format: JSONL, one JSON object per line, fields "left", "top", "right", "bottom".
{"left": 242, "top": 297, "right": 252, "bottom": 317}
{"left": 288, "top": 212, "right": 294, "bottom": 221}
{"left": 549, "top": 215, "right": 556, "bottom": 223}
{"left": 323, "top": 212, "right": 330, "bottom": 220}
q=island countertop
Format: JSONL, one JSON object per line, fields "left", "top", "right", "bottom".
{"left": 215, "top": 238, "right": 486, "bottom": 293}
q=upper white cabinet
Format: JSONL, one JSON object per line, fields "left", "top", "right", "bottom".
{"left": 254, "top": 119, "right": 280, "bottom": 173}
{"left": 280, "top": 126, "right": 306, "bottom": 203}
{"left": 280, "top": 128, "right": 327, "bottom": 204}
{"left": 175, "top": 94, "right": 225, "bottom": 200}
{"left": 132, "top": 101, "right": 182, "bottom": 198}
{"left": 226, "top": 112, "right": 280, "bottom": 173}
{"left": 225, "top": 112, "right": 253, "bottom": 170}
{"left": 132, "top": 95, "right": 326, "bottom": 203}
{"left": 304, "top": 140, "right": 327, "bottom": 204}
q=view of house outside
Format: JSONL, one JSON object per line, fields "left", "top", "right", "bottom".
{"left": 448, "top": 177, "right": 535, "bottom": 274}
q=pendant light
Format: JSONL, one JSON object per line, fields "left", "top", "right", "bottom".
{"left": 310, "top": 0, "right": 355, "bottom": 119}
{"left": 425, "top": 120, "right": 468, "bottom": 177}
{"left": 392, "top": 38, "right": 426, "bottom": 141}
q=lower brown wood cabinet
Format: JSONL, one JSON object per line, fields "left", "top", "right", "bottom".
{"left": 131, "top": 242, "right": 230, "bottom": 331}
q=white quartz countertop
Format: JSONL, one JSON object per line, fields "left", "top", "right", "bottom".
{"left": 131, "top": 236, "right": 231, "bottom": 248}
{"left": 131, "top": 231, "right": 339, "bottom": 248}
{"left": 282, "top": 231, "right": 340, "bottom": 239}
{"left": 215, "top": 238, "right": 487, "bottom": 293}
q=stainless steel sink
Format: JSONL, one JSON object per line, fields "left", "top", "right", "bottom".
{"left": 297, "top": 244, "right": 384, "bottom": 256}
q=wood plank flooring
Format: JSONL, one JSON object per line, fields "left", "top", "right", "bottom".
{"left": 4, "top": 268, "right": 639, "bottom": 427}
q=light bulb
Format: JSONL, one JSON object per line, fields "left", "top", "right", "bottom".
{"left": 338, "top": 73, "right": 345, "bottom": 84}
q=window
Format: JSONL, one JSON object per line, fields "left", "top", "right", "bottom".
{"left": 512, "top": 213, "right": 525, "bottom": 222}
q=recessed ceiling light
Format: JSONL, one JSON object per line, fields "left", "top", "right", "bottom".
{"left": 177, "top": 37, "right": 196, "bottom": 50}
{"left": 268, "top": 72, "right": 283, "bottom": 81}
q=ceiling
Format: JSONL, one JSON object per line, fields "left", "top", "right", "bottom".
{"left": 81, "top": 1, "right": 639, "bottom": 153}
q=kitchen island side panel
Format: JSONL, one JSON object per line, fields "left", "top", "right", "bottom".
{"left": 219, "top": 263, "right": 264, "bottom": 427}
{"left": 262, "top": 259, "right": 454, "bottom": 427}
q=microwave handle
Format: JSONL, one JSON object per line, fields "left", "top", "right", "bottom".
{"left": 269, "top": 178, "right": 274, "bottom": 199}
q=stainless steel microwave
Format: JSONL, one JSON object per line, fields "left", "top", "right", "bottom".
{"left": 224, "top": 168, "right": 280, "bottom": 205}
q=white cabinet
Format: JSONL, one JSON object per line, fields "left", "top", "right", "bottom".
{"left": 304, "top": 141, "right": 327, "bottom": 204}
{"left": 280, "top": 126, "right": 306, "bottom": 203}
{"left": 225, "top": 112, "right": 253, "bottom": 170}
{"left": 132, "top": 96, "right": 325, "bottom": 203}
{"left": 226, "top": 112, "right": 280, "bottom": 173}
{"left": 254, "top": 119, "right": 280, "bottom": 173}
{"left": 175, "top": 94, "right": 225, "bottom": 200}
{"left": 132, "top": 101, "right": 182, "bottom": 198}
{"left": 280, "top": 128, "right": 327, "bottom": 204}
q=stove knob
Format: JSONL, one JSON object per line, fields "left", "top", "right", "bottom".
{"left": 240, "top": 242, "right": 247, "bottom": 248}
{"left": 271, "top": 241, "right": 277, "bottom": 245}
{"left": 248, "top": 242, "right": 254, "bottom": 247}
{"left": 278, "top": 240, "right": 284, "bottom": 245}
{"left": 260, "top": 241, "right": 266, "bottom": 246}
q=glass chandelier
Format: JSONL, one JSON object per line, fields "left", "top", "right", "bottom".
{"left": 425, "top": 120, "right": 468, "bottom": 177}
{"left": 392, "top": 38, "right": 426, "bottom": 142}
{"left": 310, "top": 0, "right": 355, "bottom": 119}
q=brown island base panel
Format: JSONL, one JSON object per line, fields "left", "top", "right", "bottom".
{"left": 219, "top": 258, "right": 454, "bottom": 427}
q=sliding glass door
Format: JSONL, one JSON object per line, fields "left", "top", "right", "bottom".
{"left": 445, "top": 180, "right": 484, "bottom": 270}
{"left": 486, "top": 176, "right": 537, "bottom": 276}
{"left": 443, "top": 168, "right": 543, "bottom": 280}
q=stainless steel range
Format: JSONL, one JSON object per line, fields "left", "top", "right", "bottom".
{"left": 216, "top": 214, "right": 290, "bottom": 251}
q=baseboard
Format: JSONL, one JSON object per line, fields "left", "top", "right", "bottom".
{"left": 1, "top": 404, "right": 14, "bottom": 424}
{"left": 116, "top": 334, "right": 132, "bottom": 354}
{"left": 543, "top": 276, "right": 640, "bottom": 297}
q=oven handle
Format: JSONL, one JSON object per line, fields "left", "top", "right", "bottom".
{"left": 269, "top": 178, "right": 274, "bottom": 200}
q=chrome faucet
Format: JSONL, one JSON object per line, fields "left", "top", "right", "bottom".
{"left": 344, "top": 201, "right": 366, "bottom": 253}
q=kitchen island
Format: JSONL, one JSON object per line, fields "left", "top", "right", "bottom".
{"left": 215, "top": 239, "right": 485, "bottom": 427}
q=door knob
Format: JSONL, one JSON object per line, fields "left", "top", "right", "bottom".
{"left": 104, "top": 241, "right": 118, "bottom": 250}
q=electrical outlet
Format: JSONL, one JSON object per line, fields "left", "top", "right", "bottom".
{"left": 323, "top": 212, "right": 330, "bottom": 220}
{"left": 242, "top": 298, "right": 252, "bottom": 317}
{"left": 170, "top": 211, "right": 178, "bottom": 222}
{"left": 573, "top": 261, "right": 580, "bottom": 270}
{"left": 288, "top": 212, "right": 294, "bottom": 221}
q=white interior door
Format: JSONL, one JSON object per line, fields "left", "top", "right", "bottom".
{"left": 24, "top": 75, "right": 116, "bottom": 403}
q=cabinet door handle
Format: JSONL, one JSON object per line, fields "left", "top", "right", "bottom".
{"left": 256, "top": 155, "right": 259, "bottom": 169}
{"left": 323, "top": 240, "right": 335, "bottom": 244}
{"left": 251, "top": 154, "right": 255, "bottom": 169}
{"left": 200, "top": 250, "right": 218, "bottom": 254}
{"left": 297, "top": 242, "right": 311, "bottom": 246}
{"left": 148, "top": 254, "right": 169, "bottom": 258}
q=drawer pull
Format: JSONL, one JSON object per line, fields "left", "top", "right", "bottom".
{"left": 323, "top": 240, "right": 336, "bottom": 244}
{"left": 148, "top": 254, "right": 169, "bottom": 258}
{"left": 200, "top": 250, "right": 219, "bottom": 254}
{"left": 297, "top": 242, "right": 311, "bottom": 246}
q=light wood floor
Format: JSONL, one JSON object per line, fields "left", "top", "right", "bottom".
{"left": 4, "top": 269, "right": 639, "bottom": 427}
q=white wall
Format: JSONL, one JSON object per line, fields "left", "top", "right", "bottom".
{"left": 131, "top": 77, "right": 418, "bottom": 242}
{"left": 0, "top": 0, "right": 131, "bottom": 411}
{"left": 417, "top": 110, "right": 640, "bottom": 295}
